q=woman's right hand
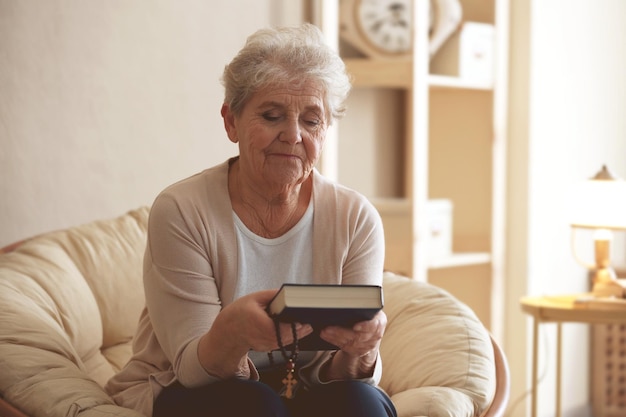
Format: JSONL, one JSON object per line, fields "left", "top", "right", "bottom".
{"left": 196, "top": 289, "right": 313, "bottom": 379}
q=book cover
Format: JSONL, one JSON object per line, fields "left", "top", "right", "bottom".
{"left": 267, "top": 284, "right": 383, "bottom": 350}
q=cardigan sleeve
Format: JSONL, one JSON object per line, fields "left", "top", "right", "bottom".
{"left": 312, "top": 172, "right": 386, "bottom": 288}
{"left": 143, "top": 192, "right": 224, "bottom": 387}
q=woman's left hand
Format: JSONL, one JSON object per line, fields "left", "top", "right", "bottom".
{"left": 320, "top": 310, "right": 386, "bottom": 357}
{"left": 318, "top": 310, "right": 387, "bottom": 380}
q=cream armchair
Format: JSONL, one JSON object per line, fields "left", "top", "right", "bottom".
{"left": 0, "top": 208, "right": 509, "bottom": 417}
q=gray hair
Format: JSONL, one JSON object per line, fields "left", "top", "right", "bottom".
{"left": 221, "top": 23, "right": 351, "bottom": 124}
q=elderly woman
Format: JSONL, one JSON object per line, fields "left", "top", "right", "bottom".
{"left": 106, "top": 23, "right": 396, "bottom": 417}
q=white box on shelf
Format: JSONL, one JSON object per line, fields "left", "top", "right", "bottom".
{"left": 459, "top": 22, "right": 495, "bottom": 83}
{"left": 429, "top": 21, "right": 495, "bottom": 85}
{"left": 426, "top": 199, "right": 453, "bottom": 260}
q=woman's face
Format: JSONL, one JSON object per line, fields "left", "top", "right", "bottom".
{"left": 223, "top": 80, "right": 328, "bottom": 190}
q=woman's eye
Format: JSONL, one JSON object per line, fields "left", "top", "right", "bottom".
{"left": 304, "top": 119, "right": 321, "bottom": 127}
{"left": 262, "top": 113, "right": 281, "bottom": 122}
{"left": 302, "top": 114, "right": 322, "bottom": 127}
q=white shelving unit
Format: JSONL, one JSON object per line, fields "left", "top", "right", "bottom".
{"left": 309, "top": 0, "right": 509, "bottom": 338}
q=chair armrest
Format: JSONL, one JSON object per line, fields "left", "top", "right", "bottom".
{"left": 0, "top": 397, "right": 29, "bottom": 417}
{"left": 480, "top": 336, "right": 511, "bottom": 417}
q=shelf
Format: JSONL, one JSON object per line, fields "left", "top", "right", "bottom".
{"left": 344, "top": 59, "right": 494, "bottom": 91}
{"left": 344, "top": 58, "right": 412, "bottom": 88}
{"left": 427, "top": 252, "right": 492, "bottom": 269}
{"left": 429, "top": 74, "right": 493, "bottom": 91}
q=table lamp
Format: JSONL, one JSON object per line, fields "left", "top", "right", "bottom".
{"left": 570, "top": 165, "right": 626, "bottom": 298}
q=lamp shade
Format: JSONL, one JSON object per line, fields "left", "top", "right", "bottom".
{"left": 570, "top": 165, "right": 626, "bottom": 230}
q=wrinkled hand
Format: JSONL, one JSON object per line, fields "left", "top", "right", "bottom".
{"left": 198, "top": 289, "right": 312, "bottom": 379}
{"left": 319, "top": 310, "right": 387, "bottom": 357}
{"left": 219, "top": 289, "right": 314, "bottom": 353}
{"left": 318, "top": 310, "right": 387, "bottom": 380}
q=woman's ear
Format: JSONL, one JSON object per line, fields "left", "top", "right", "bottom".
{"left": 221, "top": 103, "right": 238, "bottom": 143}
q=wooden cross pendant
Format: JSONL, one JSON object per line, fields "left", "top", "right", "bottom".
{"left": 282, "top": 371, "right": 298, "bottom": 399}
{"left": 281, "top": 359, "right": 298, "bottom": 399}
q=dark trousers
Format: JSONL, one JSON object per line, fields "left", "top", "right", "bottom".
{"left": 153, "top": 376, "right": 397, "bottom": 417}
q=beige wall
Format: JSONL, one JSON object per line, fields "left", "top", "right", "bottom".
{"left": 507, "top": 1, "right": 626, "bottom": 416}
{"left": 0, "top": 0, "right": 302, "bottom": 246}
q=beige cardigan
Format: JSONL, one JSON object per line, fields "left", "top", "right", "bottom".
{"left": 105, "top": 159, "right": 385, "bottom": 416}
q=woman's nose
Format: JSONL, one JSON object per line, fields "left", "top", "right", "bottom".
{"left": 279, "top": 120, "right": 302, "bottom": 144}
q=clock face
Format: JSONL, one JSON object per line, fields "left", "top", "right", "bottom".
{"left": 357, "top": 0, "right": 412, "bottom": 55}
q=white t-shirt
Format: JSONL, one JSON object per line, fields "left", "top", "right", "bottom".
{"left": 232, "top": 199, "right": 314, "bottom": 299}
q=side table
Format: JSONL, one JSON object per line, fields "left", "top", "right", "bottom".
{"left": 520, "top": 294, "right": 626, "bottom": 417}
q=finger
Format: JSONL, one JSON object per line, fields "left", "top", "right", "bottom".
{"left": 277, "top": 322, "right": 313, "bottom": 345}
{"left": 296, "top": 323, "right": 314, "bottom": 338}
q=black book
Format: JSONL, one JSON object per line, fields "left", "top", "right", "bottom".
{"left": 267, "top": 283, "right": 383, "bottom": 351}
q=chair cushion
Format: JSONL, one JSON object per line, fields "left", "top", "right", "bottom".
{"left": 380, "top": 272, "right": 496, "bottom": 417}
{"left": 0, "top": 208, "right": 148, "bottom": 417}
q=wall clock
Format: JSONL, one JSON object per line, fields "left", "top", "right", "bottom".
{"left": 340, "top": 0, "right": 413, "bottom": 59}
{"left": 339, "top": 0, "right": 462, "bottom": 60}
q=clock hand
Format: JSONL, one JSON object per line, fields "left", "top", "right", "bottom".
{"left": 388, "top": 2, "right": 409, "bottom": 27}
{"left": 389, "top": 3, "right": 406, "bottom": 13}
{"left": 394, "top": 19, "right": 409, "bottom": 28}
{"left": 369, "top": 17, "right": 388, "bottom": 33}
